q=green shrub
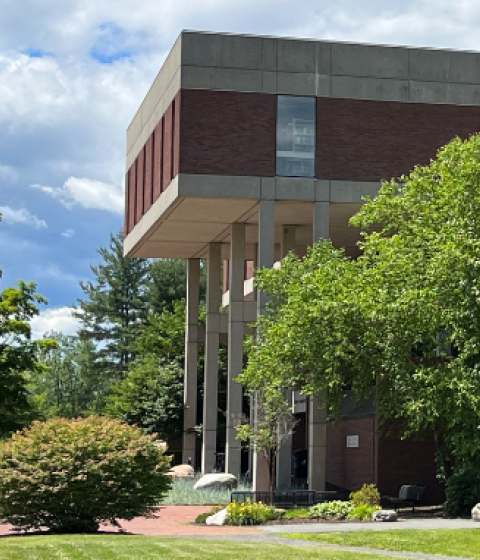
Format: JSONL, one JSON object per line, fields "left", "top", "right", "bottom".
{"left": 0, "top": 416, "right": 172, "bottom": 533}
{"left": 282, "top": 507, "right": 310, "bottom": 520}
{"left": 309, "top": 500, "right": 355, "bottom": 520}
{"left": 445, "top": 469, "right": 480, "bottom": 517}
{"left": 347, "top": 504, "right": 380, "bottom": 520}
{"left": 350, "top": 484, "right": 381, "bottom": 507}
{"left": 227, "top": 500, "right": 278, "bottom": 525}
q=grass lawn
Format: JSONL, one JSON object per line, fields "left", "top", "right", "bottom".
{"left": 0, "top": 534, "right": 401, "bottom": 560}
{"left": 284, "top": 528, "right": 480, "bottom": 558}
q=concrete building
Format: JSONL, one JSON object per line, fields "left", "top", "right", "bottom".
{"left": 124, "top": 30, "right": 480, "bottom": 502}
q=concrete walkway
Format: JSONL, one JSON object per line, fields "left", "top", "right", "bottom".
{"left": 263, "top": 517, "right": 480, "bottom": 533}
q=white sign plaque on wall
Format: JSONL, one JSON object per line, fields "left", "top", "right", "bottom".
{"left": 346, "top": 435, "right": 359, "bottom": 448}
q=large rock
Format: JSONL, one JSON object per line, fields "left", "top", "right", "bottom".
{"left": 193, "top": 473, "right": 238, "bottom": 490}
{"left": 206, "top": 508, "right": 228, "bottom": 526}
{"left": 472, "top": 503, "right": 480, "bottom": 521}
{"left": 168, "top": 464, "right": 194, "bottom": 479}
{"left": 372, "top": 509, "right": 399, "bottom": 522}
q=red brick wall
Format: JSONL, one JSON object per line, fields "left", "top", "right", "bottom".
{"left": 153, "top": 122, "right": 162, "bottom": 202}
{"left": 144, "top": 136, "right": 153, "bottom": 214}
{"left": 163, "top": 104, "right": 173, "bottom": 190}
{"left": 326, "top": 417, "right": 377, "bottom": 492}
{"left": 179, "top": 90, "right": 276, "bottom": 177}
{"left": 317, "top": 98, "right": 480, "bottom": 182}
{"left": 377, "top": 427, "right": 444, "bottom": 505}
{"left": 125, "top": 93, "right": 181, "bottom": 234}
{"left": 135, "top": 148, "right": 144, "bottom": 225}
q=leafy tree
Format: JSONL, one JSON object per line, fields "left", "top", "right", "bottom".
{"left": 236, "top": 386, "right": 297, "bottom": 492}
{"left": 0, "top": 416, "right": 171, "bottom": 533}
{"left": 0, "top": 213, "right": 55, "bottom": 436}
{"left": 33, "top": 332, "right": 105, "bottom": 418}
{"left": 149, "top": 258, "right": 206, "bottom": 315}
{"left": 106, "top": 301, "right": 187, "bottom": 443}
{"left": 240, "top": 134, "right": 480, "bottom": 511}
{"left": 73, "top": 230, "right": 150, "bottom": 380}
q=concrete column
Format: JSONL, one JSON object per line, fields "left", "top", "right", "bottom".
{"left": 202, "top": 243, "right": 221, "bottom": 474}
{"left": 225, "top": 223, "right": 245, "bottom": 477}
{"left": 253, "top": 200, "right": 276, "bottom": 491}
{"left": 276, "top": 225, "right": 296, "bottom": 489}
{"left": 308, "top": 202, "right": 330, "bottom": 490}
{"left": 182, "top": 258, "right": 200, "bottom": 467}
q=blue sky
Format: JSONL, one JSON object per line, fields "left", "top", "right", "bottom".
{"left": 2, "top": 0, "right": 480, "bottom": 337}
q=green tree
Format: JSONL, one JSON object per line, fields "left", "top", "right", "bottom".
{"left": 0, "top": 214, "right": 55, "bottom": 436}
{"left": 33, "top": 332, "right": 105, "bottom": 418}
{"left": 73, "top": 230, "right": 150, "bottom": 380}
{"left": 240, "top": 134, "right": 480, "bottom": 510}
{"left": 106, "top": 301, "right": 186, "bottom": 443}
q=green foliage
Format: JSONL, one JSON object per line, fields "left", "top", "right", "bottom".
{"left": 348, "top": 504, "right": 380, "bottom": 520}
{"left": 227, "top": 499, "right": 278, "bottom": 525}
{"left": 0, "top": 416, "right": 171, "bottom": 533}
{"left": 107, "top": 361, "right": 184, "bottom": 442}
{"left": 73, "top": 231, "right": 150, "bottom": 381}
{"left": 282, "top": 507, "right": 310, "bottom": 520}
{"left": 33, "top": 332, "right": 104, "bottom": 418}
{"left": 350, "top": 484, "right": 381, "bottom": 507}
{"left": 0, "top": 213, "right": 56, "bottom": 436}
{"left": 241, "top": 133, "right": 480, "bottom": 491}
{"left": 309, "top": 500, "right": 354, "bottom": 520}
{"left": 444, "top": 468, "right": 480, "bottom": 517}
{"left": 162, "top": 474, "right": 251, "bottom": 505}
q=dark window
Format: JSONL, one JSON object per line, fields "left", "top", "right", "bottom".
{"left": 277, "top": 96, "right": 316, "bottom": 178}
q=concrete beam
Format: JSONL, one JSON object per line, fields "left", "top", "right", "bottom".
{"left": 183, "top": 259, "right": 200, "bottom": 467}
{"left": 225, "top": 224, "right": 245, "bottom": 477}
{"left": 202, "top": 243, "right": 221, "bottom": 474}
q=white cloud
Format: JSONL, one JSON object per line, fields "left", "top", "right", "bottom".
{"left": 0, "top": 205, "right": 47, "bottom": 228}
{"left": 61, "top": 228, "right": 74, "bottom": 238}
{"left": 33, "top": 176, "right": 124, "bottom": 214}
{"left": 31, "top": 306, "right": 80, "bottom": 339}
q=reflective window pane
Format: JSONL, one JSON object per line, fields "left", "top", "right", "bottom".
{"left": 277, "top": 96, "right": 316, "bottom": 178}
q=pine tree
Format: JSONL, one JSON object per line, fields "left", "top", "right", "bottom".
{"left": 73, "top": 231, "right": 150, "bottom": 381}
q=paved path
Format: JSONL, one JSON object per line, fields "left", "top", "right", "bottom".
{"left": 0, "top": 506, "right": 261, "bottom": 537}
{"left": 263, "top": 517, "right": 480, "bottom": 533}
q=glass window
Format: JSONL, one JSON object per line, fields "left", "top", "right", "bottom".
{"left": 276, "top": 96, "right": 316, "bottom": 178}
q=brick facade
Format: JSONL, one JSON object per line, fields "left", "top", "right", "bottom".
{"left": 179, "top": 90, "right": 276, "bottom": 177}
{"left": 316, "top": 98, "right": 480, "bottom": 182}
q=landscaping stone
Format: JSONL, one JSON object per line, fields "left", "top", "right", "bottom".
{"left": 193, "top": 473, "right": 238, "bottom": 490}
{"left": 472, "top": 503, "right": 480, "bottom": 521}
{"left": 206, "top": 508, "right": 228, "bottom": 526}
{"left": 372, "top": 509, "right": 398, "bottom": 522}
{"left": 169, "top": 464, "right": 194, "bottom": 479}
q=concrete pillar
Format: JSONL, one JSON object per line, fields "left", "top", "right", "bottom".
{"left": 225, "top": 223, "right": 245, "bottom": 477}
{"left": 276, "top": 225, "right": 296, "bottom": 489}
{"left": 182, "top": 258, "right": 200, "bottom": 467}
{"left": 253, "top": 200, "right": 276, "bottom": 491}
{"left": 308, "top": 201, "right": 330, "bottom": 490}
{"left": 202, "top": 242, "right": 221, "bottom": 474}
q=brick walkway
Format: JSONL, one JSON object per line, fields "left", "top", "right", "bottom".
{"left": 0, "top": 506, "right": 261, "bottom": 537}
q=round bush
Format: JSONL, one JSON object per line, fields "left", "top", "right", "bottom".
{"left": 0, "top": 416, "right": 172, "bottom": 533}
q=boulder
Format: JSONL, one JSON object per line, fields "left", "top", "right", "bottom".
{"left": 206, "top": 508, "right": 228, "bottom": 526}
{"left": 372, "top": 509, "right": 399, "bottom": 522}
{"left": 193, "top": 473, "right": 238, "bottom": 490}
{"left": 168, "top": 464, "right": 194, "bottom": 479}
{"left": 472, "top": 503, "right": 480, "bottom": 521}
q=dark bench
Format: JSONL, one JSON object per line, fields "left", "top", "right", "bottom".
{"left": 383, "top": 485, "right": 426, "bottom": 513}
{"left": 231, "top": 490, "right": 337, "bottom": 509}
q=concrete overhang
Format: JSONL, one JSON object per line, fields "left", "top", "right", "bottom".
{"left": 124, "top": 174, "right": 381, "bottom": 260}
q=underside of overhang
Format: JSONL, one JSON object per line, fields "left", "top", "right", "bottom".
{"left": 125, "top": 194, "right": 365, "bottom": 260}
